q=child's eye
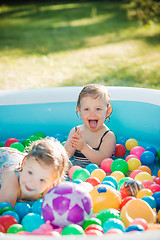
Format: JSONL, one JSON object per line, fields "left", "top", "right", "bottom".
{"left": 96, "top": 108, "right": 101, "bottom": 111}
{"left": 84, "top": 108, "right": 89, "bottom": 111}
{"left": 28, "top": 171, "right": 32, "bottom": 175}
{"left": 40, "top": 179, "right": 45, "bottom": 183}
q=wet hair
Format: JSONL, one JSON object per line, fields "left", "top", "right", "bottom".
{"left": 76, "top": 84, "right": 112, "bottom": 122}
{"left": 24, "top": 137, "right": 70, "bottom": 185}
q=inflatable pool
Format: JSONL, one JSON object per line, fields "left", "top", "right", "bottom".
{"left": 0, "top": 86, "right": 160, "bottom": 240}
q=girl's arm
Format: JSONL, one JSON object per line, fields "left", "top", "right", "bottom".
{"left": 71, "top": 130, "right": 116, "bottom": 165}
{"left": 0, "top": 171, "right": 19, "bottom": 207}
{"left": 64, "top": 127, "right": 77, "bottom": 159}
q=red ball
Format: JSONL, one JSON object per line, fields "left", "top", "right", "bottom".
{"left": 85, "top": 229, "right": 104, "bottom": 236}
{"left": 0, "top": 224, "right": 5, "bottom": 233}
{"left": 101, "top": 158, "right": 113, "bottom": 173}
{"left": 148, "top": 183, "right": 160, "bottom": 193}
{"left": 85, "top": 224, "right": 104, "bottom": 233}
{"left": 119, "top": 196, "right": 136, "bottom": 210}
{"left": 0, "top": 215, "right": 18, "bottom": 233}
{"left": 85, "top": 177, "right": 101, "bottom": 187}
{"left": 114, "top": 144, "right": 126, "bottom": 157}
{"left": 5, "top": 138, "right": 19, "bottom": 147}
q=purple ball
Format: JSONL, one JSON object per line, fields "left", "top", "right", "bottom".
{"left": 42, "top": 182, "right": 93, "bottom": 228}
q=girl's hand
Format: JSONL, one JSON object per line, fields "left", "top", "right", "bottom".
{"left": 70, "top": 128, "right": 86, "bottom": 151}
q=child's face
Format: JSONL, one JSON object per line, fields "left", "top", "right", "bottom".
{"left": 19, "top": 156, "right": 55, "bottom": 197}
{"left": 78, "top": 96, "right": 108, "bottom": 131}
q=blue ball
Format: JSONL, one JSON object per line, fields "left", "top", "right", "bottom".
{"left": 152, "top": 192, "right": 160, "bottom": 211}
{"left": 102, "top": 176, "right": 117, "bottom": 189}
{"left": 0, "top": 202, "right": 13, "bottom": 211}
{"left": 125, "top": 224, "right": 144, "bottom": 232}
{"left": 54, "top": 133, "right": 65, "bottom": 143}
{"left": 31, "top": 198, "right": 43, "bottom": 215}
{"left": 142, "top": 196, "right": 157, "bottom": 209}
{"left": 2, "top": 210, "right": 20, "bottom": 223}
{"left": 101, "top": 181, "right": 116, "bottom": 189}
{"left": 14, "top": 202, "right": 31, "bottom": 221}
{"left": 140, "top": 151, "right": 155, "bottom": 165}
{"left": 85, "top": 163, "right": 99, "bottom": 174}
{"left": 21, "top": 213, "right": 45, "bottom": 232}
{"left": 145, "top": 146, "right": 157, "bottom": 157}
{"left": 71, "top": 179, "right": 83, "bottom": 184}
{"left": 103, "top": 218, "right": 125, "bottom": 233}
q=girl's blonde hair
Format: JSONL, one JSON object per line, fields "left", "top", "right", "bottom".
{"left": 76, "top": 84, "right": 112, "bottom": 122}
{"left": 25, "top": 137, "right": 70, "bottom": 185}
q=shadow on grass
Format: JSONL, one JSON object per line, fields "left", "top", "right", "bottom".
{"left": 0, "top": 1, "right": 159, "bottom": 55}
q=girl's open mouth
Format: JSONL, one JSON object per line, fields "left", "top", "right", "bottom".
{"left": 89, "top": 120, "right": 98, "bottom": 128}
{"left": 25, "top": 185, "right": 34, "bottom": 192}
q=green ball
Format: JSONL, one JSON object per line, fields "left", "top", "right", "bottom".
{"left": 72, "top": 168, "right": 90, "bottom": 182}
{"left": 0, "top": 141, "right": 2, "bottom": 147}
{"left": 7, "top": 224, "right": 25, "bottom": 234}
{"left": 96, "top": 209, "right": 120, "bottom": 225}
{"left": 61, "top": 224, "right": 84, "bottom": 235}
{"left": 117, "top": 177, "right": 132, "bottom": 191}
{"left": 0, "top": 206, "right": 15, "bottom": 215}
{"left": 61, "top": 141, "right": 66, "bottom": 146}
{"left": 111, "top": 158, "right": 128, "bottom": 175}
{"left": 157, "top": 149, "right": 160, "bottom": 160}
{"left": 10, "top": 142, "right": 25, "bottom": 152}
{"left": 34, "top": 132, "right": 45, "bottom": 139}
{"left": 83, "top": 217, "right": 102, "bottom": 230}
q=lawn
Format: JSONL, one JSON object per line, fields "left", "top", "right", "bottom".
{"left": 0, "top": 0, "right": 160, "bottom": 90}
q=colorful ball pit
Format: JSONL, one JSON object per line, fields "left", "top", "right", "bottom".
{"left": 0, "top": 86, "right": 160, "bottom": 239}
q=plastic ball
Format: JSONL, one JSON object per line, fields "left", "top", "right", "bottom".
{"left": 85, "top": 177, "right": 101, "bottom": 187}
{"left": 90, "top": 169, "right": 106, "bottom": 182}
{"left": 120, "top": 196, "right": 136, "bottom": 210}
{"left": 7, "top": 224, "right": 25, "bottom": 234}
{"left": 103, "top": 218, "right": 125, "bottom": 233}
{"left": 79, "top": 182, "right": 93, "bottom": 192}
{"left": 85, "top": 163, "right": 99, "bottom": 174}
{"left": 142, "top": 180, "right": 153, "bottom": 188}
{"left": 140, "top": 151, "right": 155, "bottom": 165}
{"left": 14, "top": 202, "right": 31, "bottom": 221}
{"left": 90, "top": 185, "right": 121, "bottom": 213}
{"left": 31, "top": 198, "right": 43, "bottom": 215}
{"left": 158, "top": 169, "right": 160, "bottom": 178}
{"left": 111, "top": 159, "right": 128, "bottom": 175}
{"left": 117, "top": 177, "right": 132, "bottom": 191}
{"left": 120, "top": 179, "right": 144, "bottom": 199}
{"left": 0, "top": 215, "right": 18, "bottom": 233}
{"left": 61, "top": 224, "right": 84, "bottom": 235}
{"left": 152, "top": 192, "right": 160, "bottom": 211}
{"left": 34, "top": 132, "right": 45, "bottom": 139}
{"left": 130, "top": 169, "right": 142, "bottom": 179}
{"left": 5, "top": 138, "right": 19, "bottom": 147}
{"left": 125, "top": 138, "right": 138, "bottom": 151}
{"left": 54, "top": 133, "right": 65, "bottom": 142}
{"left": 125, "top": 224, "right": 144, "bottom": 232}
{"left": 148, "top": 183, "right": 160, "bottom": 193}
{"left": 68, "top": 166, "right": 81, "bottom": 180}
{"left": 135, "top": 172, "right": 153, "bottom": 182}
{"left": 130, "top": 146, "right": 145, "bottom": 160}
{"left": 0, "top": 206, "right": 15, "bottom": 215}
{"left": 101, "top": 158, "right": 113, "bottom": 173}
{"left": 72, "top": 179, "right": 83, "bottom": 184}
{"left": 2, "top": 210, "right": 20, "bottom": 223}
{"left": 106, "top": 228, "right": 123, "bottom": 234}
{"left": 101, "top": 181, "right": 116, "bottom": 189}
{"left": 142, "top": 196, "right": 157, "bottom": 209}
{"left": 0, "top": 223, "right": 5, "bottom": 233}
{"left": 84, "top": 229, "right": 104, "bottom": 236}
{"left": 42, "top": 182, "right": 93, "bottom": 228}
{"left": 145, "top": 146, "right": 157, "bottom": 157}
{"left": 0, "top": 142, "right": 2, "bottom": 147}
{"left": 72, "top": 168, "right": 90, "bottom": 182}
{"left": 125, "top": 154, "right": 137, "bottom": 162}
{"left": 10, "top": 142, "right": 25, "bottom": 152}
{"left": 157, "top": 149, "right": 160, "bottom": 160}
{"left": 84, "top": 224, "right": 104, "bottom": 233}
{"left": 114, "top": 144, "right": 126, "bottom": 158}
{"left": 102, "top": 176, "right": 117, "bottom": 189}
{"left": 136, "top": 188, "right": 153, "bottom": 198}
{"left": 137, "top": 165, "right": 152, "bottom": 175}
{"left": 129, "top": 218, "right": 148, "bottom": 230}
{"left": 21, "top": 213, "right": 45, "bottom": 232}
{"left": 128, "top": 158, "right": 141, "bottom": 171}
{"left": 96, "top": 209, "right": 120, "bottom": 225}
{"left": 83, "top": 218, "right": 102, "bottom": 230}
{"left": 110, "top": 171, "right": 125, "bottom": 183}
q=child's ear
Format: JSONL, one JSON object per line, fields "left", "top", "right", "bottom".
{"left": 21, "top": 156, "right": 27, "bottom": 167}
{"left": 106, "top": 105, "right": 113, "bottom": 118}
{"left": 76, "top": 106, "right": 81, "bottom": 115}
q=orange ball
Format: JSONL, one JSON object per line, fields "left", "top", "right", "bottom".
{"left": 158, "top": 169, "right": 160, "bottom": 178}
{"left": 137, "top": 165, "right": 151, "bottom": 175}
{"left": 90, "top": 169, "right": 106, "bottom": 182}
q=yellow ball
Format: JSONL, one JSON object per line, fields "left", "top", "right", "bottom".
{"left": 135, "top": 172, "right": 153, "bottom": 182}
{"left": 128, "top": 158, "right": 141, "bottom": 171}
{"left": 136, "top": 188, "right": 153, "bottom": 199}
{"left": 110, "top": 171, "right": 125, "bottom": 183}
{"left": 90, "top": 184, "right": 121, "bottom": 213}
{"left": 90, "top": 169, "right": 106, "bottom": 182}
{"left": 125, "top": 138, "right": 138, "bottom": 151}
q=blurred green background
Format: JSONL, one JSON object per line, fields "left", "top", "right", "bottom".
{"left": 0, "top": 0, "right": 159, "bottom": 90}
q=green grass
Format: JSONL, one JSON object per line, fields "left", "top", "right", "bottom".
{"left": 0, "top": 1, "right": 160, "bottom": 90}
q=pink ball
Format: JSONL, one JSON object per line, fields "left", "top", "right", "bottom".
{"left": 5, "top": 138, "right": 19, "bottom": 147}
{"left": 129, "top": 218, "right": 148, "bottom": 230}
{"left": 142, "top": 180, "right": 154, "bottom": 188}
{"left": 114, "top": 144, "right": 126, "bottom": 157}
{"left": 148, "top": 183, "right": 160, "bottom": 193}
{"left": 130, "top": 169, "right": 142, "bottom": 179}
{"left": 68, "top": 165, "right": 81, "bottom": 180}
{"left": 125, "top": 154, "right": 137, "bottom": 162}
{"left": 101, "top": 158, "right": 113, "bottom": 173}
{"left": 130, "top": 146, "right": 145, "bottom": 160}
